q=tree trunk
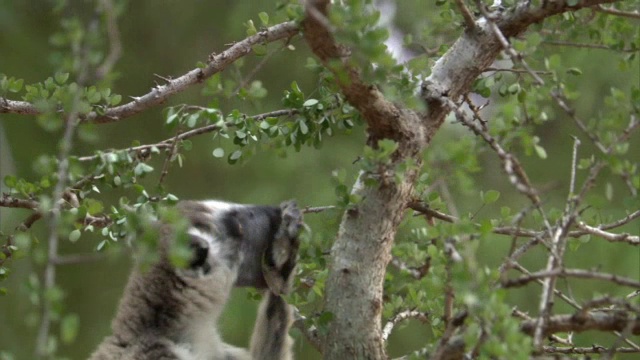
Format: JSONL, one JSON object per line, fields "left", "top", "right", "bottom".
{"left": 322, "top": 169, "right": 417, "bottom": 359}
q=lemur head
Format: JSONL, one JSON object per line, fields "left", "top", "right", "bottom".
{"left": 176, "top": 200, "right": 302, "bottom": 294}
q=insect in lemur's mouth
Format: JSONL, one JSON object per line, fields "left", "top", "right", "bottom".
{"left": 89, "top": 200, "right": 302, "bottom": 360}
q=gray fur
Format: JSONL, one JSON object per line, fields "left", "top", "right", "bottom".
{"left": 89, "top": 200, "right": 301, "bottom": 360}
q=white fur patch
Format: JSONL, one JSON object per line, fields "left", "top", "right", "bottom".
{"left": 200, "top": 200, "right": 238, "bottom": 214}
{"left": 172, "top": 315, "right": 224, "bottom": 360}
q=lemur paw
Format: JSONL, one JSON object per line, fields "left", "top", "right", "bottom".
{"left": 263, "top": 200, "right": 303, "bottom": 296}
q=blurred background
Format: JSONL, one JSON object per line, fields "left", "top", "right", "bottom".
{"left": 1, "top": 1, "right": 638, "bottom": 359}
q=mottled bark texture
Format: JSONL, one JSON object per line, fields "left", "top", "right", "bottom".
{"left": 302, "top": 1, "right": 618, "bottom": 359}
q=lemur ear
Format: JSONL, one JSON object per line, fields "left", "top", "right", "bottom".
{"left": 262, "top": 200, "right": 303, "bottom": 295}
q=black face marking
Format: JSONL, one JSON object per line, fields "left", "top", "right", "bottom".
{"left": 189, "top": 243, "right": 211, "bottom": 274}
{"left": 221, "top": 210, "right": 243, "bottom": 239}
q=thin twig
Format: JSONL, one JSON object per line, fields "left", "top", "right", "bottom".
{"left": 77, "top": 108, "right": 301, "bottom": 162}
{"left": 95, "top": 0, "right": 122, "bottom": 79}
{"left": 568, "top": 136, "right": 580, "bottom": 196}
{"left": 542, "top": 40, "right": 637, "bottom": 52}
{"left": 389, "top": 256, "right": 430, "bottom": 280}
{"left": 595, "top": 5, "right": 640, "bottom": 20}
{"left": 302, "top": 205, "right": 336, "bottom": 214}
{"left": 502, "top": 268, "right": 640, "bottom": 289}
{"left": 454, "top": 0, "right": 476, "bottom": 29}
{"left": 382, "top": 310, "right": 429, "bottom": 341}
{"left": 407, "top": 200, "right": 457, "bottom": 223}
{"left": 157, "top": 127, "right": 181, "bottom": 186}
{"left": 543, "top": 346, "right": 639, "bottom": 354}
{"left": 36, "top": 82, "right": 84, "bottom": 359}
{"left": 484, "top": 67, "right": 553, "bottom": 75}
{"left": 521, "top": 312, "right": 640, "bottom": 337}
{"left": 577, "top": 221, "right": 639, "bottom": 245}
{"left": 292, "top": 307, "right": 323, "bottom": 352}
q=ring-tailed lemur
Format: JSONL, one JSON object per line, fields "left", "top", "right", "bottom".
{"left": 89, "top": 200, "right": 302, "bottom": 360}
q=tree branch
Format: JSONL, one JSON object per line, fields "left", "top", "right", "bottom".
{"left": 292, "top": 307, "right": 323, "bottom": 352}
{"left": 0, "top": 22, "right": 299, "bottom": 124}
{"left": 77, "top": 108, "right": 301, "bottom": 162}
{"left": 543, "top": 346, "right": 639, "bottom": 354}
{"left": 302, "top": 0, "right": 421, "bottom": 145}
{"left": 502, "top": 268, "right": 640, "bottom": 289}
{"left": 95, "top": 0, "right": 122, "bottom": 79}
{"left": 0, "top": 194, "right": 39, "bottom": 210}
{"left": 595, "top": 4, "right": 640, "bottom": 19}
{"left": 454, "top": 0, "right": 476, "bottom": 29}
{"left": 382, "top": 310, "right": 429, "bottom": 342}
{"left": 521, "top": 312, "right": 640, "bottom": 337}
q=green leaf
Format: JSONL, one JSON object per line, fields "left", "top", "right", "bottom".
{"left": 252, "top": 44, "right": 267, "bottom": 56}
{"left": 482, "top": 190, "right": 501, "bottom": 204}
{"left": 87, "top": 89, "right": 101, "bottom": 104}
{"left": 68, "top": 229, "right": 81, "bottom": 243}
{"left": 534, "top": 144, "right": 547, "bottom": 159}
{"left": 3, "top": 175, "right": 17, "bottom": 188}
{"left": 60, "top": 313, "right": 80, "bottom": 344}
{"left": 8, "top": 78, "right": 23, "bottom": 93}
{"left": 228, "top": 150, "right": 242, "bottom": 164}
{"left": 299, "top": 120, "right": 309, "bottom": 135}
{"left": 213, "top": 148, "right": 225, "bottom": 158}
{"left": 96, "top": 240, "right": 107, "bottom": 251}
{"left": 110, "top": 94, "right": 122, "bottom": 106}
{"left": 134, "top": 163, "right": 154, "bottom": 176}
{"left": 303, "top": 99, "right": 319, "bottom": 107}
{"left": 258, "top": 12, "right": 269, "bottom": 25}
{"left": 186, "top": 113, "right": 199, "bottom": 128}
{"left": 566, "top": 67, "right": 582, "bottom": 76}
{"left": 246, "top": 20, "right": 257, "bottom": 36}
{"left": 54, "top": 72, "right": 69, "bottom": 85}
